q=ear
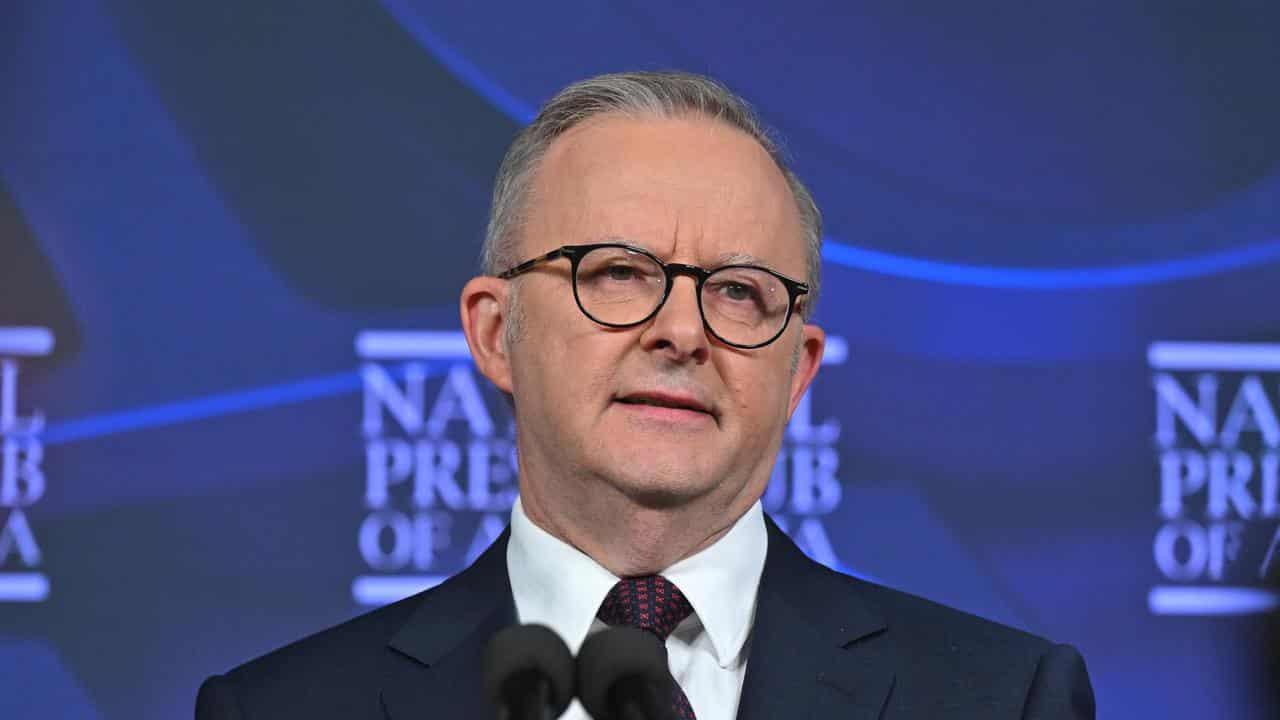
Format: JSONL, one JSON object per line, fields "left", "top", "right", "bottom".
{"left": 459, "top": 276, "right": 515, "bottom": 394}
{"left": 786, "top": 323, "right": 825, "bottom": 420}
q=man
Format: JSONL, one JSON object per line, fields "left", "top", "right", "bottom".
{"left": 196, "top": 71, "right": 1095, "bottom": 719}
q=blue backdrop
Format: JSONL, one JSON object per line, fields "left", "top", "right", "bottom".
{"left": 2, "top": 2, "right": 1279, "bottom": 718}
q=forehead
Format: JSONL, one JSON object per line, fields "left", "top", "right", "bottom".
{"left": 523, "top": 114, "right": 805, "bottom": 274}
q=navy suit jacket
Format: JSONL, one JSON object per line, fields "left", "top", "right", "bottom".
{"left": 196, "top": 517, "right": 1096, "bottom": 719}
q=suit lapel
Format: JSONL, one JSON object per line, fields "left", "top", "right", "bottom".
{"left": 378, "top": 530, "right": 517, "bottom": 720}
{"left": 374, "top": 518, "right": 896, "bottom": 719}
{"left": 737, "top": 518, "right": 895, "bottom": 720}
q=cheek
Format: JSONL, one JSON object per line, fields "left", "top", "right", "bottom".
{"left": 731, "top": 352, "right": 801, "bottom": 438}
{"left": 724, "top": 366, "right": 791, "bottom": 435}
{"left": 515, "top": 328, "right": 625, "bottom": 418}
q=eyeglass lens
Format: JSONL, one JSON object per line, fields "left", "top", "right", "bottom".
{"left": 574, "top": 246, "right": 790, "bottom": 346}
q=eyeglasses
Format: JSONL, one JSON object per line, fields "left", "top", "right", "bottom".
{"left": 496, "top": 243, "right": 809, "bottom": 349}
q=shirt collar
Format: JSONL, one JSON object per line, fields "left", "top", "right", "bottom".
{"left": 661, "top": 501, "right": 767, "bottom": 668}
{"left": 506, "top": 496, "right": 768, "bottom": 668}
{"left": 507, "top": 497, "right": 620, "bottom": 655}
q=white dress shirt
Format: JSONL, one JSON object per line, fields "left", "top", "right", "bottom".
{"left": 507, "top": 496, "right": 769, "bottom": 720}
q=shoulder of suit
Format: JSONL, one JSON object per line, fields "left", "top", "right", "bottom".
{"left": 809, "top": 560, "right": 1056, "bottom": 662}
{"left": 219, "top": 588, "right": 428, "bottom": 695}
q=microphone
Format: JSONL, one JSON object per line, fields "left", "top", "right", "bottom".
{"left": 482, "top": 624, "right": 576, "bottom": 720}
{"left": 577, "top": 626, "right": 677, "bottom": 720}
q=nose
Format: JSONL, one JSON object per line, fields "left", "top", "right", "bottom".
{"left": 639, "top": 275, "right": 711, "bottom": 364}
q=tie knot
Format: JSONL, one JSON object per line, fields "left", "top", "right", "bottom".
{"left": 597, "top": 575, "right": 694, "bottom": 640}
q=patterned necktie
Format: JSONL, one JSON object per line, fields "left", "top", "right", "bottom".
{"left": 596, "top": 575, "right": 698, "bottom": 719}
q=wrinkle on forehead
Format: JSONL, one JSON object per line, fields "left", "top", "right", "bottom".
{"left": 588, "top": 238, "right": 780, "bottom": 274}
{"left": 523, "top": 115, "right": 806, "bottom": 278}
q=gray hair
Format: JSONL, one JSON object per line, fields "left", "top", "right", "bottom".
{"left": 482, "top": 71, "right": 823, "bottom": 318}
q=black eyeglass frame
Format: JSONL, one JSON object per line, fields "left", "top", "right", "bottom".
{"left": 496, "top": 242, "right": 810, "bottom": 349}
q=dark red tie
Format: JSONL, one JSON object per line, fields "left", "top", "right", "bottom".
{"left": 596, "top": 575, "right": 698, "bottom": 719}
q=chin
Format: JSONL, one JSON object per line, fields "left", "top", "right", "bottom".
{"left": 624, "top": 485, "right": 700, "bottom": 510}
{"left": 605, "top": 465, "right": 717, "bottom": 510}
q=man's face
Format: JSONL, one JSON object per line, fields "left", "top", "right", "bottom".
{"left": 504, "top": 115, "right": 823, "bottom": 517}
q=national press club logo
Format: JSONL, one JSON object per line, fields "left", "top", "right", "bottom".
{"left": 1148, "top": 341, "right": 1280, "bottom": 616}
{"left": 0, "top": 327, "right": 53, "bottom": 603}
{"left": 351, "top": 330, "right": 850, "bottom": 606}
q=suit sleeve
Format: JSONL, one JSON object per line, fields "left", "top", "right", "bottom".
{"left": 195, "top": 674, "right": 246, "bottom": 720}
{"left": 1019, "top": 643, "right": 1096, "bottom": 720}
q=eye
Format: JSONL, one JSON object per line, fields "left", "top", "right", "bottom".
{"left": 604, "top": 264, "right": 639, "bottom": 282}
{"left": 718, "top": 282, "right": 755, "bottom": 302}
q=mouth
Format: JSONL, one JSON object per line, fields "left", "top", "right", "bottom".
{"left": 614, "top": 392, "right": 716, "bottom": 421}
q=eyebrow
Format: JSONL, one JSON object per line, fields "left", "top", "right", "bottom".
{"left": 711, "top": 251, "right": 770, "bottom": 266}
{"left": 598, "top": 236, "right": 780, "bottom": 273}
{"left": 601, "top": 237, "right": 770, "bottom": 264}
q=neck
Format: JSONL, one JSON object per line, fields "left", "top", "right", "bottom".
{"left": 518, "top": 472, "right": 752, "bottom": 577}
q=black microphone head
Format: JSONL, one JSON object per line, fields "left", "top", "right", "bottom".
{"left": 576, "top": 626, "right": 674, "bottom": 719}
{"left": 482, "top": 623, "right": 576, "bottom": 716}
